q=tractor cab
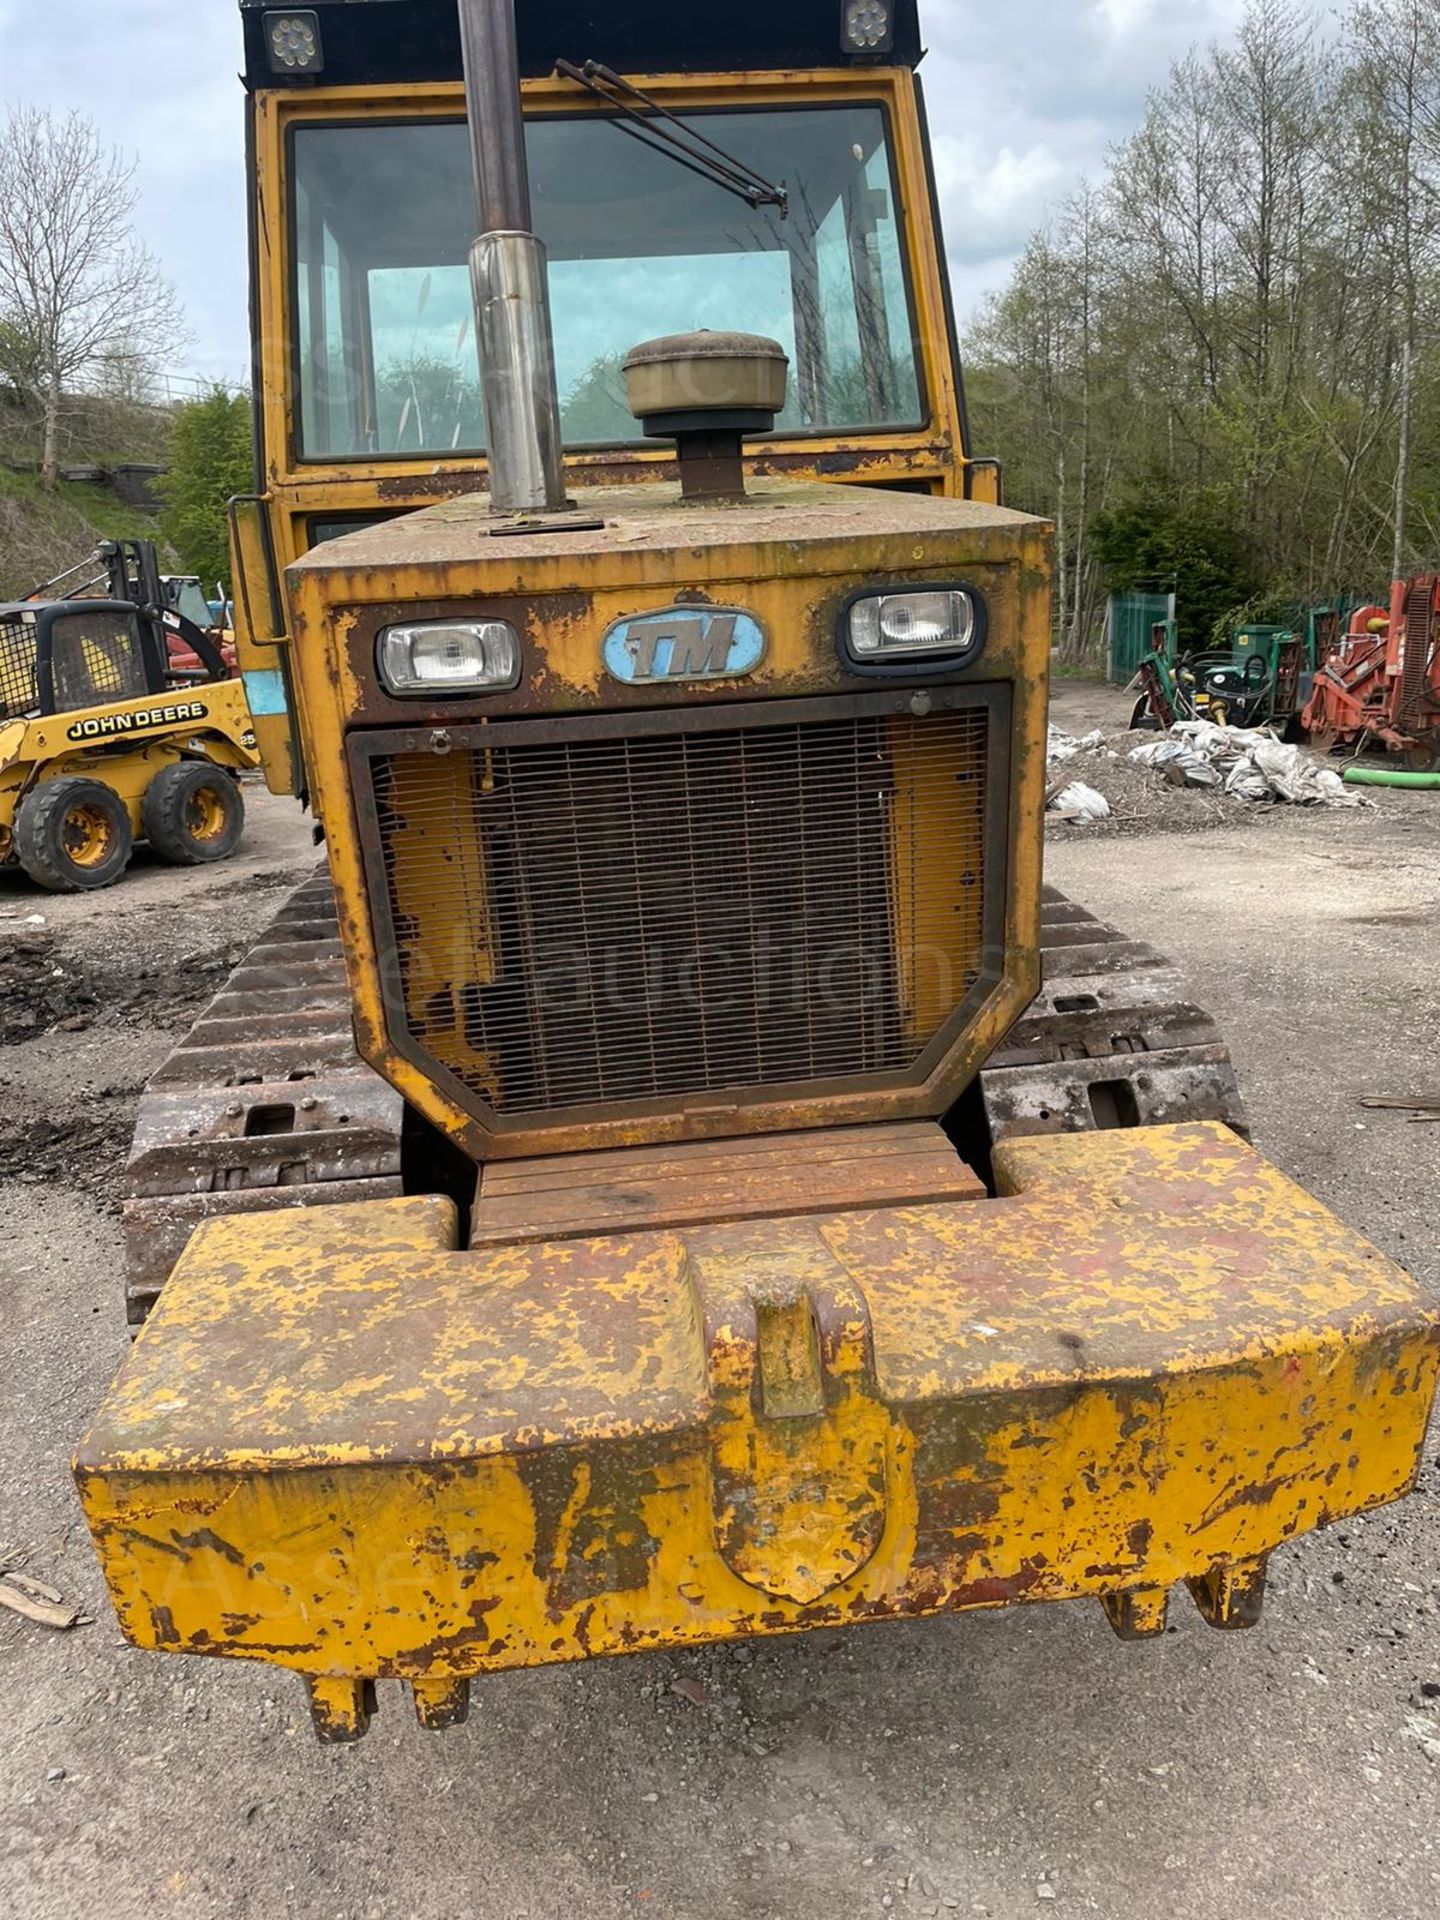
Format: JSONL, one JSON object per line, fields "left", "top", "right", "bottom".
{"left": 225, "top": 0, "right": 993, "bottom": 792}
{"left": 161, "top": 576, "right": 218, "bottom": 632}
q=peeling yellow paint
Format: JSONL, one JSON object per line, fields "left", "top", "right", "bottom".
{"left": 74, "top": 1124, "right": 1439, "bottom": 1737}
{"left": 281, "top": 483, "right": 1052, "bottom": 1162}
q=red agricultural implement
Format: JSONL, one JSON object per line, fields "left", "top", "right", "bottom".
{"left": 1303, "top": 575, "right": 1440, "bottom": 767}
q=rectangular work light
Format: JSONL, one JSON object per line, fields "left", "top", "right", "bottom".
{"left": 841, "top": 1, "right": 895, "bottom": 53}
{"left": 264, "top": 10, "right": 325, "bottom": 75}
{"left": 377, "top": 619, "right": 522, "bottom": 696}
{"left": 842, "top": 588, "right": 986, "bottom": 667}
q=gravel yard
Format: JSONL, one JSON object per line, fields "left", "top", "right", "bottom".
{"left": 1, "top": 685, "right": 1437, "bottom": 1920}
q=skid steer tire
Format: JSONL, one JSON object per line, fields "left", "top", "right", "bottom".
{"left": 15, "top": 776, "right": 134, "bottom": 893}
{"left": 142, "top": 761, "right": 245, "bottom": 866}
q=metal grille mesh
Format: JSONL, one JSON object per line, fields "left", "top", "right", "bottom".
{"left": 0, "top": 615, "right": 39, "bottom": 720}
{"left": 50, "top": 610, "right": 148, "bottom": 712}
{"left": 1400, "top": 580, "right": 1434, "bottom": 722}
{"left": 370, "top": 708, "right": 989, "bottom": 1118}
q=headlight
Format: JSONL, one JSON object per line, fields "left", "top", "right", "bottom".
{"left": 842, "top": 587, "right": 985, "bottom": 669}
{"left": 377, "top": 620, "right": 521, "bottom": 696}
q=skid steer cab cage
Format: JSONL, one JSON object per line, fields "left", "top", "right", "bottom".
{"left": 76, "top": 1122, "right": 1439, "bottom": 1743}
{"left": 0, "top": 598, "right": 232, "bottom": 726}
{"left": 0, "top": 602, "right": 162, "bottom": 722}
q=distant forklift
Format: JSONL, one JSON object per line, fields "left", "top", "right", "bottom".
{"left": 0, "top": 560, "right": 260, "bottom": 892}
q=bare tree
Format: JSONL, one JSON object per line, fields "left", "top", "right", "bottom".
{"left": 966, "top": 0, "right": 1440, "bottom": 649}
{"left": 0, "top": 107, "right": 185, "bottom": 489}
{"left": 1350, "top": 0, "right": 1440, "bottom": 577}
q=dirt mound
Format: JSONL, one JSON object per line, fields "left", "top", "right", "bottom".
{"left": 0, "top": 930, "right": 242, "bottom": 1046}
{"left": 0, "top": 1100, "right": 135, "bottom": 1195}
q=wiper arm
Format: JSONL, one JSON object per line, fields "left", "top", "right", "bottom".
{"left": 555, "top": 60, "right": 789, "bottom": 218}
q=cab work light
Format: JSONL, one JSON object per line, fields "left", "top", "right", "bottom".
{"left": 842, "top": 1, "right": 895, "bottom": 53}
{"left": 264, "top": 10, "right": 324, "bottom": 75}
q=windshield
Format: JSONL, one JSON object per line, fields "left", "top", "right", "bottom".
{"left": 291, "top": 105, "right": 924, "bottom": 461}
{"left": 164, "top": 578, "right": 217, "bottom": 629}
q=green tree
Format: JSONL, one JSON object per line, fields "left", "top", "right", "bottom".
{"left": 0, "top": 316, "right": 46, "bottom": 393}
{"left": 560, "top": 351, "right": 633, "bottom": 446}
{"left": 1089, "top": 500, "right": 1261, "bottom": 652}
{"left": 375, "top": 352, "right": 485, "bottom": 453}
{"left": 159, "top": 386, "right": 253, "bottom": 592}
{"left": 964, "top": 0, "right": 1440, "bottom": 659}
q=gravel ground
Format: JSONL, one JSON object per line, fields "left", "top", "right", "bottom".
{"left": 1, "top": 707, "right": 1437, "bottom": 1920}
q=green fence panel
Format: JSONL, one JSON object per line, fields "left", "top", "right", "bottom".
{"left": 1106, "top": 592, "right": 1175, "bottom": 684}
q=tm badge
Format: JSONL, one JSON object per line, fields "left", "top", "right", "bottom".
{"left": 603, "top": 606, "right": 766, "bottom": 685}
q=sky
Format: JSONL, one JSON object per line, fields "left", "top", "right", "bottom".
{"left": 0, "top": 0, "right": 1251, "bottom": 390}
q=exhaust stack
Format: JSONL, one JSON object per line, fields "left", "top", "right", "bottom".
{"left": 457, "top": 0, "right": 568, "bottom": 515}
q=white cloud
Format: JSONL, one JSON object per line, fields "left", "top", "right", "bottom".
{"left": 1096, "top": 0, "right": 1155, "bottom": 36}
{"left": 918, "top": 0, "right": 1251, "bottom": 336}
{"left": 931, "top": 131, "right": 1071, "bottom": 248}
{"left": 944, "top": 251, "right": 1025, "bottom": 330}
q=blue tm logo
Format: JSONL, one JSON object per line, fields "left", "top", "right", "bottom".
{"left": 603, "top": 606, "right": 767, "bottom": 685}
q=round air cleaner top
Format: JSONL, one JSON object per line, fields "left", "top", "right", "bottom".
{"left": 623, "top": 332, "right": 790, "bottom": 500}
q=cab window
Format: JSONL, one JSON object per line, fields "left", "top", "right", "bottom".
{"left": 291, "top": 105, "right": 924, "bottom": 460}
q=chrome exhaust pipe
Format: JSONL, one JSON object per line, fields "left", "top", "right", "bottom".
{"left": 457, "top": 0, "right": 568, "bottom": 515}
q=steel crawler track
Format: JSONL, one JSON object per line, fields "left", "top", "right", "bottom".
{"left": 121, "top": 870, "right": 404, "bottom": 1323}
{"left": 979, "top": 887, "right": 1248, "bottom": 1145}
{"left": 121, "top": 876, "right": 1247, "bottom": 1319}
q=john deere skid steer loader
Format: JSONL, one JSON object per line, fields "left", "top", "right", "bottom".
{"left": 0, "top": 546, "right": 258, "bottom": 892}
{"left": 75, "top": 0, "right": 1438, "bottom": 1743}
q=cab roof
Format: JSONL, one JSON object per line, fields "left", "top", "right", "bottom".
{"left": 238, "top": 0, "right": 924, "bottom": 90}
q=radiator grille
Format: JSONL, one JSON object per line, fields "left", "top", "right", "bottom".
{"left": 367, "top": 705, "right": 991, "bottom": 1119}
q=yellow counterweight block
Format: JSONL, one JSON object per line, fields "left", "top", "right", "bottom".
{"left": 75, "top": 1123, "right": 1439, "bottom": 1742}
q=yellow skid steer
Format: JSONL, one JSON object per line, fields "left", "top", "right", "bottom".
{"left": 0, "top": 588, "right": 257, "bottom": 892}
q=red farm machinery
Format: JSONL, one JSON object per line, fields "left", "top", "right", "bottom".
{"left": 1303, "top": 574, "right": 1440, "bottom": 767}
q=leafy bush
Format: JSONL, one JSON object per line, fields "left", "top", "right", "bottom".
{"left": 158, "top": 387, "right": 253, "bottom": 593}
{"left": 1089, "top": 501, "right": 1262, "bottom": 653}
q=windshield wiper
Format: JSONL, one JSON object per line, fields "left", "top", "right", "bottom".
{"left": 555, "top": 60, "right": 789, "bottom": 218}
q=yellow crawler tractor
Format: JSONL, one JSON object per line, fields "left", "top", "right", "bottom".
{"left": 75, "top": 0, "right": 1438, "bottom": 1742}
